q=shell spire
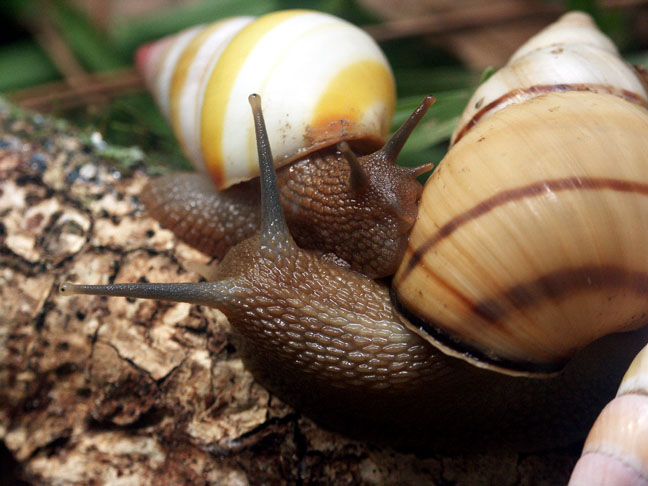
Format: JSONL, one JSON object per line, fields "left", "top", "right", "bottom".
{"left": 451, "top": 11, "right": 648, "bottom": 145}
{"left": 136, "top": 10, "right": 396, "bottom": 189}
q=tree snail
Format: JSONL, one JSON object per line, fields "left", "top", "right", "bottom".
{"left": 61, "top": 10, "right": 648, "bottom": 458}
{"left": 569, "top": 342, "right": 648, "bottom": 486}
{"left": 394, "top": 11, "right": 648, "bottom": 376}
{"left": 135, "top": 9, "right": 434, "bottom": 279}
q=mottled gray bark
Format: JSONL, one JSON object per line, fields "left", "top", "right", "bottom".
{"left": 0, "top": 101, "right": 579, "bottom": 485}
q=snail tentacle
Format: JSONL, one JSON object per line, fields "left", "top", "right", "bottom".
{"left": 249, "top": 94, "right": 294, "bottom": 253}
{"left": 379, "top": 95, "right": 435, "bottom": 162}
{"left": 56, "top": 94, "right": 297, "bottom": 305}
{"left": 337, "top": 141, "right": 369, "bottom": 193}
{"left": 58, "top": 280, "right": 242, "bottom": 307}
{"left": 409, "top": 161, "right": 437, "bottom": 178}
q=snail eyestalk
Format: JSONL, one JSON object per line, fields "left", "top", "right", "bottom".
{"left": 337, "top": 141, "right": 369, "bottom": 192}
{"left": 58, "top": 280, "right": 238, "bottom": 307}
{"left": 248, "top": 93, "right": 292, "bottom": 250}
{"left": 410, "top": 161, "right": 436, "bottom": 178}
{"left": 380, "top": 95, "right": 435, "bottom": 162}
{"left": 57, "top": 93, "right": 293, "bottom": 305}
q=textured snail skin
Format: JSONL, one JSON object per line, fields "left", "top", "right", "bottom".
{"left": 143, "top": 146, "right": 421, "bottom": 277}
{"left": 198, "top": 217, "right": 648, "bottom": 452}
{"left": 143, "top": 173, "right": 261, "bottom": 259}
{"left": 137, "top": 9, "right": 433, "bottom": 279}
{"left": 60, "top": 94, "right": 648, "bottom": 452}
{"left": 143, "top": 97, "right": 431, "bottom": 278}
{"left": 275, "top": 146, "right": 421, "bottom": 278}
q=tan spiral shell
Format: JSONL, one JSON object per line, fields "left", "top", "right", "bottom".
{"left": 451, "top": 11, "right": 648, "bottom": 146}
{"left": 392, "top": 12, "right": 648, "bottom": 375}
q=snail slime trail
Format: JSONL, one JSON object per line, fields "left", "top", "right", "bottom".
{"left": 61, "top": 12, "right": 648, "bottom": 455}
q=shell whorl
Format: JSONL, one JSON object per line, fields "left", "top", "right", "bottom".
{"left": 137, "top": 16, "right": 255, "bottom": 174}
{"left": 451, "top": 11, "right": 648, "bottom": 146}
{"left": 137, "top": 10, "right": 396, "bottom": 189}
{"left": 568, "top": 343, "right": 648, "bottom": 485}
{"left": 393, "top": 90, "right": 648, "bottom": 375}
{"left": 392, "top": 11, "right": 648, "bottom": 375}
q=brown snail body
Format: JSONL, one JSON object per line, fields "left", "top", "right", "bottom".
{"left": 62, "top": 91, "right": 648, "bottom": 452}
{"left": 137, "top": 10, "right": 432, "bottom": 278}
{"left": 142, "top": 108, "right": 430, "bottom": 279}
{"left": 61, "top": 12, "right": 648, "bottom": 457}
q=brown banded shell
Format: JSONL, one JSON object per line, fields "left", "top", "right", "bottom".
{"left": 392, "top": 90, "right": 648, "bottom": 375}
{"left": 451, "top": 11, "right": 648, "bottom": 146}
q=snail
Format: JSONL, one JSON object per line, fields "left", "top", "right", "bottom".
{"left": 60, "top": 11, "right": 648, "bottom": 455}
{"left": 135, "top": 9, "right": 434, "bottom": 279}
{"left": 394, "top": 10, "right": 648, "bottom": 376}
{"left": 568, "top": 342, "right": 648, "bottom": 485}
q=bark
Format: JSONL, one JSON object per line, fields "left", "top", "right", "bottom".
{"left": 0, "top": 101, "right": 580, "bottom": 485}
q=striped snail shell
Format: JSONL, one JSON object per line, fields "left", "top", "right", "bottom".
{"left": 136, "top": 9, "right": 396, "bottom": 189}
{"left": 450, "top": 11, "right": 648, "bottom": 146}
{"left": 392, "top": 11, "right": 648, "bottom": 376}
{"left": 569, "top": 342, "right": 648, "bottom": 485}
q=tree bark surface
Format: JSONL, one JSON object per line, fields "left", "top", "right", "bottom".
{"left": 0, "top": 102, "right": 579, "bottom": 485}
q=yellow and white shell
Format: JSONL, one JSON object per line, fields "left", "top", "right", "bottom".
{"left": 451, "top": 11, "right": 648, "bottom": 145}
{"left": 136, "top": 10, "right": 396, "bottom": 189}
{"left": 392, "top": 12, "right": 648, "bottom": 375}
